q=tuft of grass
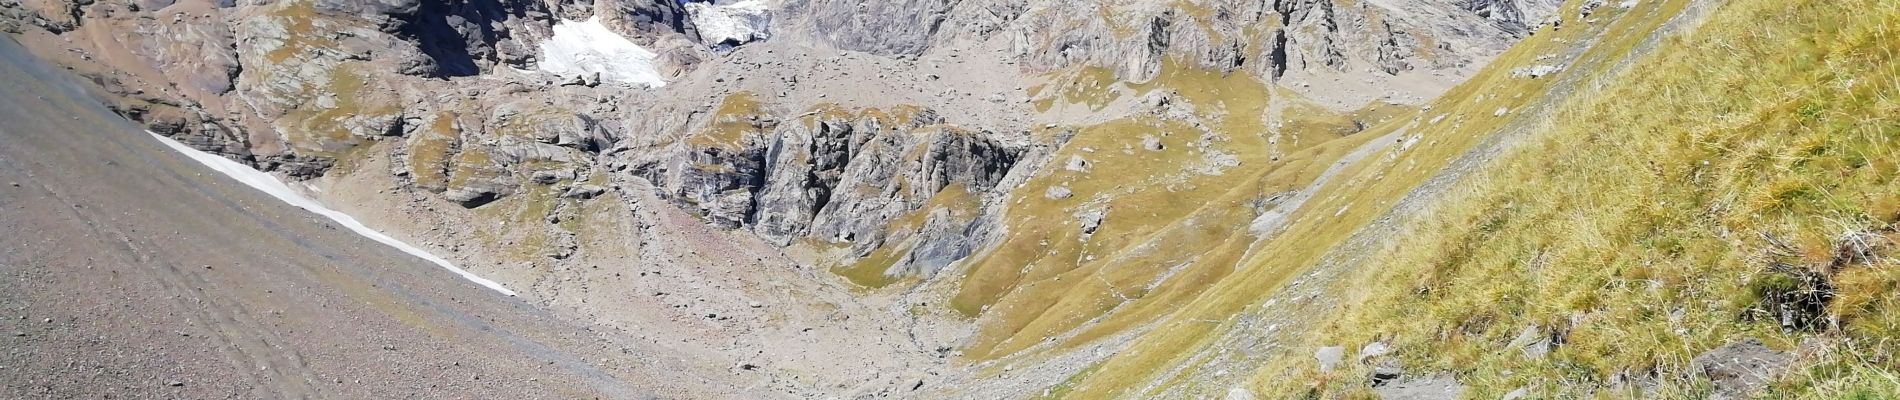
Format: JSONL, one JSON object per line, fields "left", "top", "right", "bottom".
{"left": 833, "top": 244, "right": 915, "bottom": 289}
{"left": 686, "top": 92, "right": 767, "bottom": 148}
{"left": 406, "top": 111, "right": 461, "bottom": 192}
{"left": 1033, "top": 66, "right": 1127, "bottom": 112}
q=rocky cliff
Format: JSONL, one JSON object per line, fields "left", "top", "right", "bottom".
{"left": 774, "top": 0, "right": 1561, "bottom": 90}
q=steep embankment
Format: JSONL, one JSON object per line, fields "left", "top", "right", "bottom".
{"left": 0, "top": 37, "right": 729, "bottom": 398}
{"left": 978, "top": 0, "right": 1706, "bottom": 396}
{"left": 1006, "top": 0, "right": 1893, "bottom": 398}
{"left": 1263, "top": 0, "right": 1900, "bottom": 397}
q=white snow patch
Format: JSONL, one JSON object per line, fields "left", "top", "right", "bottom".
{"left": 538, "top": 16, "right": 667, "bottom": 88}
{"left": 149, "top": 132, "right": 518, "bottom": 297}
{"left": 685, "top": 0, "right": 772, "bottom": 46}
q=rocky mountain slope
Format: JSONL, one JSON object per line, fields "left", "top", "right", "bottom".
{"left": 5, "top": 0, "right": 1896, "bottom": 398}
{"left": 0, "top": 37, "right": 701, "bottom": 399}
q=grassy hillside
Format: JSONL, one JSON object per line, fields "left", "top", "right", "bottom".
{"left": 1254, "top": 0, "right": 1900, "bottom": 397}
{"left": 950, "top": 59, "right": 1396, "bottom": 361}
{"left": 1007, "top": 0, "right": 1873, "bottom": 396}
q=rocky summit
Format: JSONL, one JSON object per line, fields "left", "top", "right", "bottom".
{"left": 4, "top": 0, "right": 1899, "bottom": 398}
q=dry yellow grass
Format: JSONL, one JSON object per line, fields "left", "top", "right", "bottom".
{"left": 1237, "top": 0, "right": 1900, "bottom": 397}
{"left": 950, "top": 58, "right": 1416, "bottom": 361}
{"left": 686, "top": 91, "right": 767, "bottom": 148}
{"left": 1040, "top": 0, "right": 1727, "bottom": 396}
{"left": 405, "top": 111, "right": 461, "bottom": 192}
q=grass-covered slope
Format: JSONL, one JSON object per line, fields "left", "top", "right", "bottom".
{"left": 1005, "top": 0, "right": 1883, "bottom": 396}
{"left": 1262, "top": 0, "right": 1900, "bottom": 397}
{"left": 949, "top": 60, "right": 1396, "bottom": 361}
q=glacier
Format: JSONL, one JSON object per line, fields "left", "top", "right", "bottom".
{"left": 538, "top": 16, "right": 668, "bottom": 88}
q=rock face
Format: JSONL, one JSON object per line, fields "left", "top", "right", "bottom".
{"left": 775, "top": 0, "right": 1535, "bottom": 83}
{"left": 647, "top": 100, "right": 1024, "bottom": 269}
{"left": 684, "top": 0, "right": 770, "bottom": 46}
{"left": 1456, "top": 0, "right": 1564, "bottom": 32}
{"left": 775, "top": 0, "right": 962, "bottom": 56}
{"left": 2, "top": 0, "right": 705, "bottom": 178}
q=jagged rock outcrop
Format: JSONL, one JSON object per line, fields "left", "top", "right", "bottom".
{"left": 804, "top": 124, "right": 1018, "bottom": 250}
{"left": 775, "top": 0, "right": 960, "bottom": 56}
{"left": 394, "top": 0, "right": 703, "bottom": 76}
{"left": 750, "top": 107, "right": 901, "bottom": 242}
{"left": 648, "top": 101, "right": 1024, "bottom": 263}
{"left": 1456, "top": 0, "right": 1564, "bottom": 33}
{"left": 399, "top": 94, "right": 615, "bottom": 208}
{"left": 4, "top": 0, "right": 704, "bottom": 180}
{"left": 684, "top": 0, "right": 769, "bottom": 46}
{"left": 776, "top": 0, "right": 1531, "bottom": 84}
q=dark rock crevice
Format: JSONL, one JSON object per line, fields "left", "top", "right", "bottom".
{"left": 391, "top": 0, "right": 540, "bottom": 77}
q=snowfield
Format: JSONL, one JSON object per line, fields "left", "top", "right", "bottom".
{"left": 149, "top": 132, "right": 519, "bottom": 297}
{"left": 686, "top": 0, "right": 772, "bottom": 46}
{"left": 538, "top": 16, "right": 668, "bottom": 88}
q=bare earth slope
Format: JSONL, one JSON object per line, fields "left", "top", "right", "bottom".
{"left": 0, "top": 37, "right": 720, "bottom": 399}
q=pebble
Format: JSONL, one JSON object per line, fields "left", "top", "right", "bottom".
{"left": 7, "top": 182, "right": 17, "bottom": 187}
{"left": 167, "top": 381, "right": 185, "bottom": 387}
